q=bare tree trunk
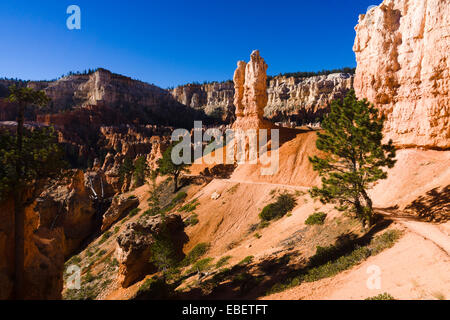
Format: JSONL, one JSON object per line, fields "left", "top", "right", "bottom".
{"left": 14, "top": 103, "right": 25, "bottom": 299}
{"left": 173, "top": 173, "right": 178, "bottom": 193}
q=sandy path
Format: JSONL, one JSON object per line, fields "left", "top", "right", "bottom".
{"left": 222, "top": 178, "right": 310, "bottom": 190}
{"left": 263, "top": 229, "right": 450, "bottom": 300}
{"left": 376, "top": 210, "right": 450, "bottom": 256}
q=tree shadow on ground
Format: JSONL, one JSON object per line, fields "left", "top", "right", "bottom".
{"left": 172, "top": 218, "right": 392, "bottom": 300}
{"left": 404, "top": 185, "right": 449, "bottom": 222}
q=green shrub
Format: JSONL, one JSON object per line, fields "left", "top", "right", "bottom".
{"left": 180, "top": 199, "right": 199, "bottom": 212}
{"left": 184, "top": 213, "right": 199, "bottom": 226}
{"left": 136, "top": 276, "right": 174, "bottom": 299}
{"left": 266, "top": 229, "right": 403, "bottom": 295}
{"left": 190, "top": 257, "right": 213, "bottom": 273}
{"left": 259, "top": 193, "right": 296, "bottom": 221}
{"left": 238, "top": 256, "right": 254, "bottom": 266}
{"left": 149, "top": 233, "right": 180, "bottom": 272}
{"left": 370, "top": 230, "right": 402, "bottom": 255}
{"left": 181, "top": 243, "right": 209, "bottom": 267}
{"left": 98, "top": 231, "right": 112, "bottom": 245}
{"left": 143, "top": 207, "right": 160, "bottom": 216}
{"left": 258, "top": 221, "right": 270, "bottom": 229}
{"left": 215, "top": 256, "right": 232, "bottom": 269}
{"left": 365, "top": 293, "right": 395, "bottom": 300}
{"left": 305, "top": 212, "right": 327, "bottom": 225}
{"left": 173, "top": 191, "right": 187, "bottom": 202}
{"left": 67, "top": 255, "right": 81, "bottom": 266}
{"left": 83, "top": 271, "right": 96, "bottom": 284}
{"left": 85, "top": 249, "right": 94, "bottom": 257}
{"left": 128, "top": 207, "right": 141, "bottom": 217}
{"left": 162, "top": 191, "right": 187, "bottom": 212}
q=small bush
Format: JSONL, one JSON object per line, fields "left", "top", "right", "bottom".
{"left": 67, "top": 255, "right": 81, "bottom": 266}
{"left": 266, "top": 229, "right": 403, "bottom": 295}
{"left": 365, "top": 293, "right": 395, "bottom": 300}
{"left": 259, "top": 193, "right": 296, "bottom": 221}
{"left": 238, "top": 256, "right": 254, "bottom": 266}
{"left": 83, "top": 271, "right": 96, "bottom": 284}
{"left": 136, "top": 276, "right": 174, "bottom": 300}
{"left": 215, "top": 256, "right": 232, "bottom": 269}
{"left": 162, "top": 191, "right": 187, "bottom": 212}
{"left": 258, "top": 221, "right": 270, "bottom": 229}
{"left": 190, "top": 257, "right": 213, "bottom": 273}
{"left": 180, "top": 199, "right": 199, "bottom": 212}
{"left": 173, "top": 191, "right": 187, "bottom": 202}
{"left": 370, "top": 230, "right": 402, "bottom": 255}
{"left": 143, "top": 207, "right": 160, "bottom": 216}
{"left": 98, "top": 231, "right": 112, "bottom": 245}
{"left": 85, "top": 249, "right": 95, "bottom": 258}
{"left": 181, "top": 243, "right": 209, "bottom": 267}
{"left": 184, "top": 213, "right": 199, "bottom": 226}
{"left": 305, "top": 212, "right": 327, "bottom": 225}
{"left": 128, "top": 208, "right": 141, "bottom": 217}
{"left": 254, "top": 233, "right": 262, "bottom": 239}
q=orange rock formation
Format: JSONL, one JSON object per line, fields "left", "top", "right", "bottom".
{"left": 354, "top": 0, "right": 450, "bottom": 149}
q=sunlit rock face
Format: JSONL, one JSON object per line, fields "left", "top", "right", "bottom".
{"left": 232, "top": 50, "right": 274, "bottom": 130}
{"left": 354, "top": 0, "right": 450, "bottom": 149}
{"left": 170, "top": 72, "right": 354, "bottom": 126}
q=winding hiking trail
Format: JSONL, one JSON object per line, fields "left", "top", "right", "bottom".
{"left": 188, "top": 172, "right": 449, "bottom": 256}
{"left": 376, "top": 209, "right": 450, "bottom": 256}
{"left": 222, "top": 178, "right": 310, "bottom": 191}
{"left": 220, "top": 177, "right": 450, "bottom": 256}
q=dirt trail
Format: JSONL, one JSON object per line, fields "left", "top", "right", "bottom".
{"left": 377, "top": 209, "right": 450, "bottom": 256}
{"left": 221, "top": 178, "right": 310, "bottom": 190}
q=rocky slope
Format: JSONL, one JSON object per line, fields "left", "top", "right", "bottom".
{"left": 171, "top": 73, "right": 354, "bottom": 125}
{"left": 354, "top": 0, "right": 450, "bottom": 149}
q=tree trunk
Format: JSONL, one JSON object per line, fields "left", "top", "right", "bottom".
{"left": 361, "top": 188, "right": 374, "bottom": 226}
{"left": 14, "top": 103, "right": 25, "bottom": 299}
{"left": 173, "top": 173, "right": 178, "bottom": 193}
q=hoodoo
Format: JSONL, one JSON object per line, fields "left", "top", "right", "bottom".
{"left": 232, "top": 50, "right": 274, "bottom": 130}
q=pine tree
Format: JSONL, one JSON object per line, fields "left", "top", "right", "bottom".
{"left": 157, "top": 144, "right": 190, "bottom": 193}
{"left": 309, "top": 90, "right": 396, "bottom": 227}
{"left": 4, "top": 85, "right": 65, "bottom": 299}
{"left": 133, "top": 156, "right": 150, "bottom": 187}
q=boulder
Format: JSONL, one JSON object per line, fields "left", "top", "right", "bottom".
{"left": 115, "top": 214, "right": 188, "bottom": 287}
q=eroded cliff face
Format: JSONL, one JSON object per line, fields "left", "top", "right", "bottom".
{"left": 171, "top": 82, "right": 235, "bottom": 122}
{"left": 265, "top": 73, "right": 354, "bottom": 123}
{"left": 354, "top": 0, "right": 450, "bottom": 149}
{"left": 1, "top": 68, "right": 208, "bottom": 128}
{"left": 171, "top": 73, "right": 354, "bottom": 125}
{"left": 0, "top": 170, "right": 114, "bottom": 299}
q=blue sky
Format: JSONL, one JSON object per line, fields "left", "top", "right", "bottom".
{"left": 0, "top": 0, "right": 381, "bottom": 88}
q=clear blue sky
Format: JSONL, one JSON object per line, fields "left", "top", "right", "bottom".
{"left": 0, "top": 0, "right": 381, "bottom": 88}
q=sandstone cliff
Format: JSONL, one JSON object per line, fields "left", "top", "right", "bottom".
{"left": 354, "top": 0, "right": 450, "bottom": 149}
{"left": 171, "top": 73, "right": 354, "bottom": 125}
{"left": 1, "top": 68, "right": 208, "bottom": 128}
{"left": 171, "top": 81, "right": 235, "bottom": 122}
